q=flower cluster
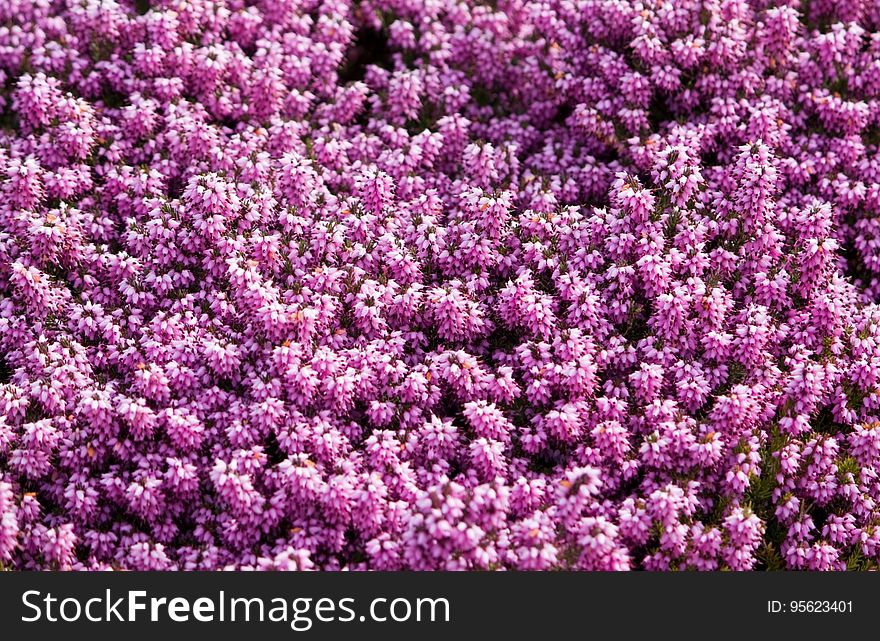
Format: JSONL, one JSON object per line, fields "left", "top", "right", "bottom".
{"left": 3, "top": 0, "right": 880, "bottom": 571}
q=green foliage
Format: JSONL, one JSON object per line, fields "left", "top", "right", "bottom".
{"left": 844, "top": 548, "right": 877, "bottom": 571}
{"left": 745, "top": 427, "right": 789, "bottom": 570}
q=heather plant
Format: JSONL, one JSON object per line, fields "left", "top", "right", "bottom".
{"left": 3, "top": 0, "right": 880, "bottom": 571}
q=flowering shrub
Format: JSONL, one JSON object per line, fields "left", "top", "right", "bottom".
{"left": 3, "top": 0, "right": 880, "bottom": 571}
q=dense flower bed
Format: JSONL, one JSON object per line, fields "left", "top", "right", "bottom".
{"left": 3, "top": 0, "right": 880, "bottom": 570}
